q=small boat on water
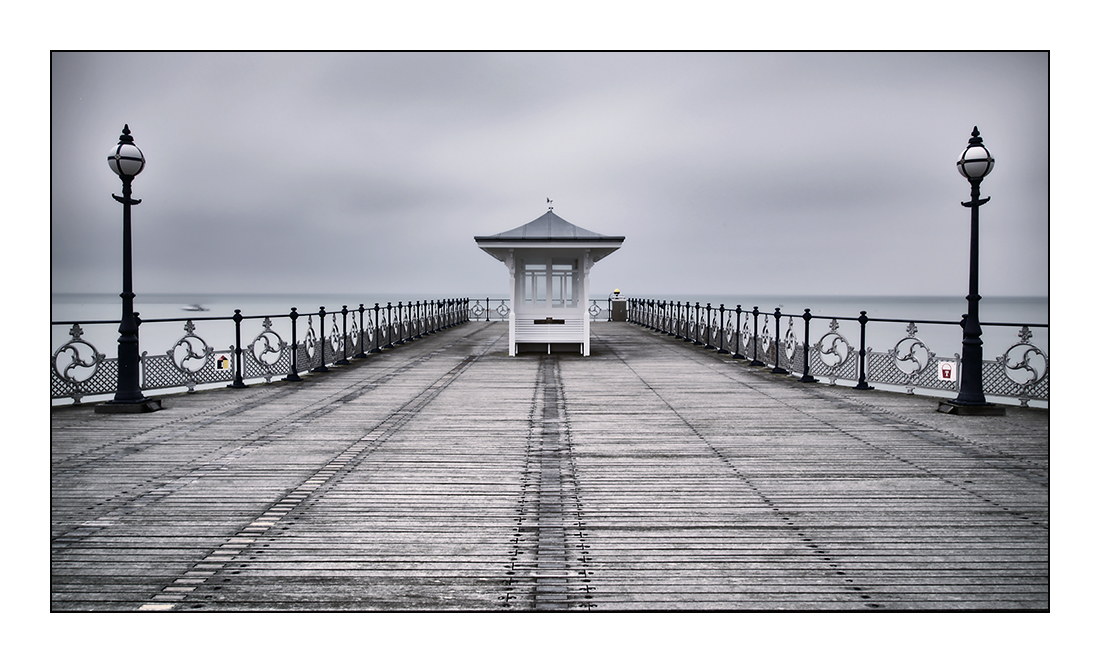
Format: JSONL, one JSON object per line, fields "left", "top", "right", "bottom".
{"left": 181, "top": 304, "right": 209, "bottom": 312}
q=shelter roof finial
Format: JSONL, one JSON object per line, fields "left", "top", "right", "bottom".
{"left": 547, "top": 197, "right": 553, "bottom": 211}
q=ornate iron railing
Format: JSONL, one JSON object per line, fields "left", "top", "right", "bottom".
{"left": 627, "top": 299, "right": 1049, "bottom": 407}
{"left": 52, "top": 299, "right": 470, "bottom": 405}
{"left": 464, "top": 297, "right": 611, "bottom": 322}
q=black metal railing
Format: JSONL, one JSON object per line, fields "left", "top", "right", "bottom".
{"left": 627, "top": 298, "right": 1049, "bottom": 407}
{"left": 52, "top": 299, "right": 470, "bottom": 405}
{"left": 463, "top": 297, "right": 611, "bottom": 322}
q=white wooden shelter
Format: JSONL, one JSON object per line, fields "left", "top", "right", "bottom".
{"left": 475, "top": 210, "right": 624, "bottom": 356}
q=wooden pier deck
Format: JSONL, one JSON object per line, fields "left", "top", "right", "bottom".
{"left": 50, "top": 321, "right": 1048, "bottom": 611}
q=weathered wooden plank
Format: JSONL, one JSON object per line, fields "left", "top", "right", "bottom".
{"left": 51, "top": 322, "right": 1047, "bottom": 611}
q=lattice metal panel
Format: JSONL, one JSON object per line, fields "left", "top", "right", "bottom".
{"left": 294, "top": 342, "right": 315, "bottom": 372}
{"left": 142, "top": 349, "right": 235, "bottom": 392}
{"left": 788, "top": 342, "right": 807, "bottom": 376}
{"left": 52, "top": 357, "right": 119, "bottom": 401}
{"left": 983, "top": 358, "right": 1050, "bottom": 405}
{"left": 243, "top": 350, "right": 291, "bottom": 382}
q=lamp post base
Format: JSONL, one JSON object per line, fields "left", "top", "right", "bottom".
{"left": 937, "top": 400, "right": 1005, "bottom": 416}
{"left": 95, "top": 398, "right": 163, "bottom": 414}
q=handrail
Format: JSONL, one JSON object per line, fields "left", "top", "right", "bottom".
{"left": 51, "top": 298, "right": 471, "bottom": 405}
{"left": 626, "top": 297, "right": 1048, "bottom": 407}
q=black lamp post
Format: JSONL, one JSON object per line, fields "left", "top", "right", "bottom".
{"left": 940, "top": 126, "right": 1004, "bottom": 415}
{"left": 96, "top": 125, "right": 161, "bottom": 413}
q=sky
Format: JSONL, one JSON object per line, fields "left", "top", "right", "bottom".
{"left": 51, "top": 51, "right": 1049, "bottom": 300}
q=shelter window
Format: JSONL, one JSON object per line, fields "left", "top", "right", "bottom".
{"left": 551, "top": 262, "right": 579, "bottom": 308}
{"left": 524, "top": 264, "right": 547, "bottom": 306}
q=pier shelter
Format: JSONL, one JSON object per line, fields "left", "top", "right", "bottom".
{"left": 475, "top": 210, "right": 624, "bottom": 356}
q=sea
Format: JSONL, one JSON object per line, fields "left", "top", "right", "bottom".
{"left": 51, "top": 291, "right": 1049, "bottom": 405}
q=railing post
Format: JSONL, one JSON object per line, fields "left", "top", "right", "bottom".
{"left": 414, "top": 301, "right": 423, "bottom": 339}
{"left": 354, "top": 304, "right": 367, "bottom": 358}
{"left": 750, "top": 306, "right": 764, "bottom": 366}
{"left": 732, "top": 305, "right": 745, "bottom": 359}
{"left": 705, "top": 303, "right": 715, "bottom": 349}
{"left": 312, "top": 307, "right": 329, "bottom": 372}
{"left": 230, "top": 309, "right": 248, "bottom": 388}
{"left": 284, "top": 307, "right": 302, "bottom": 381}
{"left": 855, "top": 311, "right": 873, "bottom": 390}
{"left": 406, "top": 302, "right": 415, "bottom": 343}
{"left": 717, "top": 305, "right": 729, "bottom": 354}
{"left": 799, "top": 309, "right": 817, "bottom": 383}
{"left": 771, "top": 308, "right": 788, "bottom": 374}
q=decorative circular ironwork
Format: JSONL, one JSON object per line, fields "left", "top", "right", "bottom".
{"left": 783, "top": 318, "right": 798, "bottom": 362}
{"left": 892, "top": 323, "right": 931, "bottom": 375}
{"left": 168, "top": 320, "right": 213, "bottom": 374}
{"left": 814, "top": 319, "right": 851, "bottom": 368}
{"left": 52, "top": 324, "right": 104, "bottom": 384}
{"left": 760, "top": 318, "right": 772, "bottom": 355}
{"left": 329, "top": 313, "right": 341, "bottom": 354}
{"left": 304, "top": 317, "right": 318, "bottom": 361}
{"left": 589, "top": 301, "right": 602, "bottom": 318}
{"left": 740, "top": 320, "right": 752, "bottom": 350}
{"left": 999, "top": 326, "right": 1048, "bottom": 386}
{"left": 349, "top": 317, "right": 361, "bottom": 349}
{"left": 249, "top": 318, "right": 286, "bottom": 368}
{"left": 471, "top": 302, "right": 485, "bottom": 319}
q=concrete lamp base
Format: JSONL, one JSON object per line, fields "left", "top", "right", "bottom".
{"left": 937, "top": 401, "right": 1006, "bottom": 416}
{"left": 95, "top": 398, "right": 163, "bottom": 414}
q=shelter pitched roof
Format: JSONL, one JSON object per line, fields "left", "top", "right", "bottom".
{"left": 474, "top": 211, "right": 625, "bottom": 243}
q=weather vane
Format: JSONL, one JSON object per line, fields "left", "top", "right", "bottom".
{"left": 547, "top": 197, "right": 553, "bottom": 211}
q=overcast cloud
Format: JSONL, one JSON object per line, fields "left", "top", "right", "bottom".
{"left": 51, "top": 52, "right": 1048, "bottom": 299}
